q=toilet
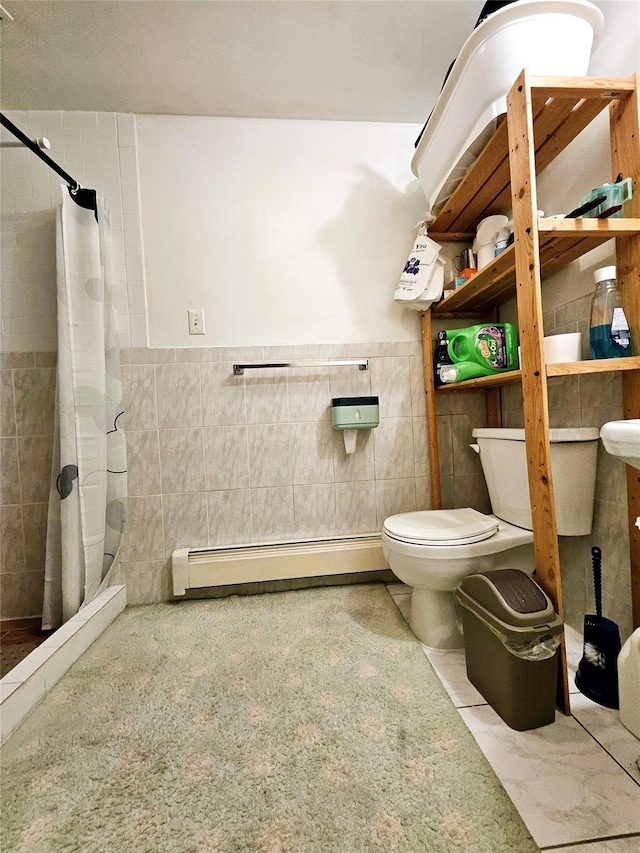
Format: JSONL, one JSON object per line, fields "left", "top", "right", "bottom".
{"left": 382, "top": 427, "right": 600, "bottom": 649}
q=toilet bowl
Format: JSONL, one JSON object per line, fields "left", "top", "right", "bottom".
{"left": 383, "top": 427, "right": 599, "bottom": 649}
{"left": 382, "top": 508, "right": 534, "bottom": 648}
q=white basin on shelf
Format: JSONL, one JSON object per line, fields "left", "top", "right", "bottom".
{"left": 600, "top": 419, "right": 640, "bottom": 470}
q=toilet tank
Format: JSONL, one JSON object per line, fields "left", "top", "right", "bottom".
{"left": 471, "top": 428, "right": 599, "bottom": 536}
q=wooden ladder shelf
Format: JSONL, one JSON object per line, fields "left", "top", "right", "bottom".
{"left": 421, "top": 72, "right": 640, "bottom": 715}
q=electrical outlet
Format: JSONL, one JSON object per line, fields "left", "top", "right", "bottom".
{"left": 188, "top": 309, "right": 205, "bottom": 335}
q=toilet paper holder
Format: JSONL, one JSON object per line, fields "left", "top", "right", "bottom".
{"left": 331, "top": 396, "right": 379, "bottom": 454}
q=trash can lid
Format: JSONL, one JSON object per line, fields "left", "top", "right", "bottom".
{"left": 456, "top": 569, "right": 563, "bottom": 639}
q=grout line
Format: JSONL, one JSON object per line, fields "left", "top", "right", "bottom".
{"left": 571, "top": 711, "right": 640, "bottom": 787}
{"left": 540, "top": 830, "right": 640, "bottom": 850}
{"left": 197, "top": 364, "right": 210, "bottom": 546}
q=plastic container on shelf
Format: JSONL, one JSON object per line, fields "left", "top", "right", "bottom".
{"left": 437, "top": 323, "right": 518, "bottom": 383}
{"left": 448, "top": 323, "right": 518, "bottom": 369}
{"left": 578, "top": 177, "right": 633, "bottom": 219}
{"left": 589, "top": 266, "right": 634, "bottom": 359}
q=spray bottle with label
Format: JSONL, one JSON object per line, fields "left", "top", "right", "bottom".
{"left": 438, "top": 323, "right": 518, "bottom": 383}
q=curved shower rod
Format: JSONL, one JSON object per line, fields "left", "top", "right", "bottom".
{"left": 0, "top": 112, "right": 98, "bottom": 216}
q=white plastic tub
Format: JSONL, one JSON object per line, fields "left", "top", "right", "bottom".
{"left": 412, "top": 0, "right": 604, "bottom": 216}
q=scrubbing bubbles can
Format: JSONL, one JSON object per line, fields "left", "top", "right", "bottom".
{"left": 439, "top": 323, "right": 518, "bottom": 383}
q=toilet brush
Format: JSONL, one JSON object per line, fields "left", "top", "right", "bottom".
{"left": 575, "top": 546, "right": 621, "bottom": 708}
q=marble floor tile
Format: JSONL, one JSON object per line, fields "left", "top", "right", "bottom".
{"left": 571, "top": 692, "right": 640, "bottom": 784}
{"left": 458, "top": 704, "right": 640, "bottom": 848}
{"left": 389, "top": 592, "right": 411, "bottom": 622}
{"left": 384, "top": 582, "right": 410, "bottom": 596}
{"left": 421, "top": 646, "right": 486, "bottom": 709}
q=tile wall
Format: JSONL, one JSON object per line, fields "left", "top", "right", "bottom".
{"left": 119, "top": 341, "right": 436, "bottom": 604}
{"left": 1, "top": 352, "right": 56, "bottom": 619}
{"left": 2, "top": 338, "right": 494, "bottom": 616}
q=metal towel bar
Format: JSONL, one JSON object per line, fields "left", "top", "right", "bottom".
{"left": 233, "top": 358, "right": 368, "bottom": 376}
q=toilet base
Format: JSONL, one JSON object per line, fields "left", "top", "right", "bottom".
{"left": 409, "top": 587, "right": 465, "bottom": 649}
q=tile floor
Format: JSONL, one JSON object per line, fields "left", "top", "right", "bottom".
{"left": 0, "top": 620, "right": 51, "bottom": 678}
{"left": 385, "top": 582, "right": 640, "bottom": 852}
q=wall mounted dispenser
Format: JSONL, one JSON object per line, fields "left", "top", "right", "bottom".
{"left": 331, "top": 396, "right": 379, "bottom": 454}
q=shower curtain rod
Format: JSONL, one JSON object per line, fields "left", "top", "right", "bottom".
{"left": 0, "top": 112, "right": 98, "bottom": 216}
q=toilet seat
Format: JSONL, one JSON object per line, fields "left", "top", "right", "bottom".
{"left": 382, "top": 507, "right": 499, "bottom": 547}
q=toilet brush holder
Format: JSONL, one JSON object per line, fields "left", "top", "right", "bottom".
{"left": 575, "top": 546, "right": 621, "bottom": 709}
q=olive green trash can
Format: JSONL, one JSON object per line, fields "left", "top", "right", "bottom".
{"left": 455, "top": 569, "right": 564, "bottom": 731}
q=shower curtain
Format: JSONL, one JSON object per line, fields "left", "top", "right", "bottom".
{"left": 43, "top": 190, "right": 128, "bottom": 629}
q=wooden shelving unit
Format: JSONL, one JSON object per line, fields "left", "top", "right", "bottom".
{"left": 421, "top": 72, "right": 640, "bottom": 715}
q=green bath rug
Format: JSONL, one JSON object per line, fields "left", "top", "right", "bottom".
{"left": 1, "top": 584, "right": 538, "bottom": 852}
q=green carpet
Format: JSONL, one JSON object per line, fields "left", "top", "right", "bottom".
{"left": 1, "top": 584, "right": 538, "bottom": 853}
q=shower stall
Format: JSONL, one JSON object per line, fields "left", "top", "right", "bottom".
{"left": 0, "top": 114, "right": 128, "bottom": 727}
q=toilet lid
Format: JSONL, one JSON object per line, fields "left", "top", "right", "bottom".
{"left": 383, "top": 508, "right": 499, "bottom": 546}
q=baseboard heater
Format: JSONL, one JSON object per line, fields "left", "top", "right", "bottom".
{"left": 172, "top": 533, "right": 388, "bottom": 596}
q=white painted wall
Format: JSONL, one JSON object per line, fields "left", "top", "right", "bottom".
{"left": 137, "top": 117, "right": 425, "bottom": 348}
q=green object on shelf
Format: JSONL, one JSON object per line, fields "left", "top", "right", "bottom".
{"left": 448, "top": 323, "right": 518, "bottom": 369}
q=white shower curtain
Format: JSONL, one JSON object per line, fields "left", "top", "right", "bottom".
{"left": 43, "top": 190, "right": 127, "bottom": 629}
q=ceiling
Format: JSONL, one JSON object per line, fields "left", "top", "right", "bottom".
{"left": 0, "top": 0, "right": 485, "bottom": 123}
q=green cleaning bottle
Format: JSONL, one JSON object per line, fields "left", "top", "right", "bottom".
{"left": 446, "top": 323, "right": 518, "bottom": 372}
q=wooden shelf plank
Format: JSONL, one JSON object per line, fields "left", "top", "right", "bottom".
{"left": 529, "top": 75, "right": 637, "bottom": 99}
{"left": 432, "top": 220, "right": 640, "bottom": 315}
{"left": 433, "top": 357, "right": 640, "bottom": 392}
{"left": 433, "top": 247, "right": 515, "bottom": 313}
{"left": 538, "top": 218, "right": 640, "bottom": 235}
{"left": 436, "top": 370, "right": 522, "bottom": 391}
{"left": 546, "top": 356, "right": 640, "bottom": 376}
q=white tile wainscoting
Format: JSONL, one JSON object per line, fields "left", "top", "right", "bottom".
{"left": 386, "top": 583, "right": 640, "bottom": 852}
{"left": 118, "top": 341, "right": 492, "bottom": 605}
